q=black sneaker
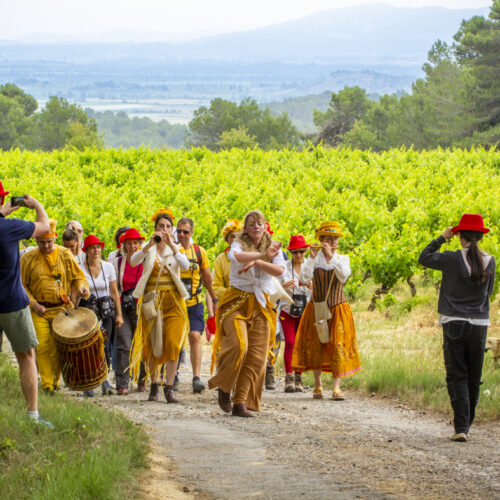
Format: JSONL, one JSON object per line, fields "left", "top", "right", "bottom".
{"left": 192, "top": 376, "right": 205, "bottom": 394}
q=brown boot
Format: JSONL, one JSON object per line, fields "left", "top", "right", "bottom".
{"left": 265, "top": 364, "right": 276, "bottom": 390}
{"left": 164, "top": 385, "right": 178, "bottom": 404}
{"left": 218, "top": 389, "right": 232, "bottom": 413}
{"left": 148, "top": 383, "right": 159, "bottom": 401}
{"left": 294, "top": 373, "right": 304, "bottom": 393}
{"left": 232, "top": 403, "right": 253, "bottom": 417}
{"left": 284, "top": 373, "right": 295, "bottom": 393}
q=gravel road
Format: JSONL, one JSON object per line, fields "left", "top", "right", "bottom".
{"left": 90, "top": 362, "right": 500, "bottom": 500}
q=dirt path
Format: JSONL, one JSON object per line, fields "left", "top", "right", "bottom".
{"left": 91, "top": 359, "right": 500, "bottom": 500}
{"left": 3, "top": 334, "right": 499, "bottom": 500}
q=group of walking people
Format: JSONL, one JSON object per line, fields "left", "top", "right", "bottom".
{"left": 0, "top": 181, "right": 495, "bottom": 441}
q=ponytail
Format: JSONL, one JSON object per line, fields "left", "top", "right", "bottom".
{"left": 460, "top": 230, "right": 488, "bottom": 284}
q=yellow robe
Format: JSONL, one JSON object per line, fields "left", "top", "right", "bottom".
{"left": 20, "top": 246, "right": 89, "bottom": 390}
{"left": 130, "top": 259, "right": 188, "bottom": 381}
{"left": 213, "top": 251, "right": 231, "bottom": 300}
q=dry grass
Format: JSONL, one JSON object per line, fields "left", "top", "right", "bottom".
{"left": 279, "top": 276, "right": 500, "bottom": 421}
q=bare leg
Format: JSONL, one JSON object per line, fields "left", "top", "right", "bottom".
{"left": 163, "top": 361, "right": 177, "bottom": 385}
{"left": 189, "top": 330, "right": 202, "bottom": 378}
{"left": 313, "top": 370, "right": 322, "bottom": 388}
{"left": 332, "top": 376, "right": 341, "bottom": 392}
{"left": 15, "top": 349, "right": 38, "bottom": 412}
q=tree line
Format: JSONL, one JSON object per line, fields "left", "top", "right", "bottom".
{"left": 0, "top": 1, "right": 498, "bottom": 152}
{"left": 313, "top": 1, "right": 500, "bottom": 150}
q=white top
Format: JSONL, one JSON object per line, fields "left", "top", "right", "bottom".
{"left": 228, "top": 240, "right": 286, "bottom": 307}
{"left": 80, "top": 260, "right": 116, "bottom": 298}
{"left": 439, "top": 315, "right": 490, "bottom": 327}
{"left": 280, "top": 259, "right": 312, "bottom": 314}
{"left": 107, "top": 249, "right": 121, "bottom": 265}
{"left": 75, "top": 250, "right": 86, "bottom": 266}
{"left": 299, "top": 251, "right": 351, "bottom": 285}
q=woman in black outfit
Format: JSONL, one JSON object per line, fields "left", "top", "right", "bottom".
{"left": 419, "top": 214, "right": 495, "bottom": 442}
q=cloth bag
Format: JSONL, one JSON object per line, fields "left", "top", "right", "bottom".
{"left": 142, "top": 258, "right": 166, "bottom": 357}
{"left": 152, "top": 309, "right": 163, "bottom": 358}
{"left": 313, "top": 271, "right": 335, "bottom": 344}
{"left": 142, "top": 291, "right": 157, "bottom": 321}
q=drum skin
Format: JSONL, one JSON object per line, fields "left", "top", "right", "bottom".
{"left": 53, "top": 308, "right": 108, "bottom": 390}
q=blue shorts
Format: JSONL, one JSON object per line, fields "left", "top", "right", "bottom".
{"left": 187, "top": 302, "right": 205, "bottom": 333}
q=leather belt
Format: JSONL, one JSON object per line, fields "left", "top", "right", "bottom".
{"left": 38, "top": 301, "right": 64, "bottom": 308}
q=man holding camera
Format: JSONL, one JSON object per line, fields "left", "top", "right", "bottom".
{"left": 0, "top": 188, "right": 52, "bottom": 426}
{"left": 177, "top": 218, "right": 218, "bottom": 393}
{"left": 21, "top": 219, "right": 89, "bottom": 394}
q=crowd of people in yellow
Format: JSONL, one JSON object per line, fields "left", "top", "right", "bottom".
{"left": 0, "top": 183, "right": 494, "bottom": 442}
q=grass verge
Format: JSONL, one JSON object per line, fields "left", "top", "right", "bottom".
{"left": 275, "top": 277, "right": 500, "bottom": 421}
{"left": 0, "top": 354, "right": 149, "bottom": 500}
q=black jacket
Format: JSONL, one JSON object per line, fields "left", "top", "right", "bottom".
{"left": 418, "top": 236, "right": 495, "bottom": 319}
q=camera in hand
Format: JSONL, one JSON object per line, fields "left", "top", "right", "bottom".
{"left": 11, "top": 196, "right": 27, "bottom": 207}
{"left": 153, "top": 234, "right": 162, "bottom": 243}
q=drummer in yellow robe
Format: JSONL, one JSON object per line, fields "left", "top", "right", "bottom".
{"left": 213, "top": 219, "right": 242, "bottom": 300}
{"left": 20, "top": 219, "right": 89, "bottom": 393}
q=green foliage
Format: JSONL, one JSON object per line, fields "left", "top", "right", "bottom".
{"left": 0, "top": 354, "right": 149, "bottom": 499}
{"left": 317, "top": 2, "right": 500, "bottom": 150}
{"left": 0, "top": 84, "right": 38, "bottom": 150}
{"left": 313, "top": 86, "right": 373, "bottom": 146}
{"left": 187, "top": 97, "right": 301, "bottom": 150}
{"left": 454, "top": 1, "right": 500, "bottom": 130}
{"left": 32, "top": 96, "right": 103, "bottom": 151}
{"left": 1, "top": 147, "right": 498, "bottom": 299}
{"left": 87, "top": 110, "right": 187, "bottom": 149}
{"left": 0, "top": 85, "right": 103, "bottom": 152}
{"left": 218, "top": 126, "right": 257, "bottom": 150}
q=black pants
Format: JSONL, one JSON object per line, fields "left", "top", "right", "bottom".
{"left": 101, "top": 316, "right": 115, "bottom": 369}
{"left": 442, "top": 321, "right": 487, "bottom": 434}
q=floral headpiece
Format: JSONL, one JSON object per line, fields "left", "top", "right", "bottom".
{"left": 151, "top": 208, "right": 175, "bottom": 223}
{"left": 222, "top": 218, "right": 243, "bottom": 240}
{"left": 314, "top": 221, "right": 345, "bottom": 239}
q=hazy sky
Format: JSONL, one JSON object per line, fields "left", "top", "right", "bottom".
{"left": 1, "top": 0, "right": 491, "bottom": 42}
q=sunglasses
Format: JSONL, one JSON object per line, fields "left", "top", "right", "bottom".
{"left": 290, "top": 249, "right": 307, "bottom": 254}
{"left": 177, "top": 229, "right": 191, "bottom": 235}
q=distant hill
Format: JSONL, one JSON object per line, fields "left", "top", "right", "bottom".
{"left": 0, "top": 4, "right": 488, "bottom": 66}
{"left": 174, "top": 4, "right": 489, "bottom": 65}
{"left": 0, "top": 4, "right": 489, "bottom": 126}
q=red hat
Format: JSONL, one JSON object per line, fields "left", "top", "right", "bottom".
{"left": 120, "top": 228, "right": 145, "bottom": 244}
{"left": 287, "top": 235, "right": 310, "bottom": 251}
{"left": 452, "top": 214, "right": 490, "bottom": 234}
{"left": 83, "top": 235, "right": 105, "bottom": 252}
{"left": 265, "top": 222, "right": 274, "bottom": 235}
{"left": 0, "top": 181, "right": 9, "bottom": 206}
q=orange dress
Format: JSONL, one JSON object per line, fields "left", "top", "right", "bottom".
{"left": 291, "top": 268, "right": 361, "bottom": 377}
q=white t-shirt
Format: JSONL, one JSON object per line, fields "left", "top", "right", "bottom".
{"left": 81, "top": 260, "right": 116, "bottom": 298}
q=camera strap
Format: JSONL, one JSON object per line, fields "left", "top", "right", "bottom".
{"left": 117, "top": 256, "right": 141, "bottom": 295}
{"left": 86, "top": 259, "right": 109, "bottom": 300}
